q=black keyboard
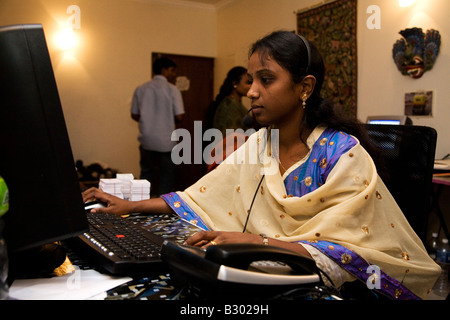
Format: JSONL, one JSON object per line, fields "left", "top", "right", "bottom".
{"left": 71, "top": 212, "right": 201, "bottom": 275}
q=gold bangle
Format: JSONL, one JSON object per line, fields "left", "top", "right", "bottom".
{"left": 260, "top": 233, "right": 269, "bottom": 245}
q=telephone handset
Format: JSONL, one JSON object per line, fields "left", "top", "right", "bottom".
{"left": 205, "top": 242, "right": 319, "bottom": 273}
{"left": 160, "top": 241, "right": 322, "bottom": 298}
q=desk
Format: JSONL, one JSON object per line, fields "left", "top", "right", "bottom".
{"left": 433, "top": 175, "right": 450, "bottom": 186}
{"left": 431, "top": 174, "right": 450, "bottom": 240}
{"left": 8, "top": 248, "right": 185, "bottom": 300}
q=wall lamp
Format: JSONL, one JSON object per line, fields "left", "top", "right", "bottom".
{"left": 56, "top": 5, "right": 81, "bottom": 51}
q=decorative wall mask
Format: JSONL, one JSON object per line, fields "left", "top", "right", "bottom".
{"left": 392, "top": 28, "right": 441, "bottom": 79}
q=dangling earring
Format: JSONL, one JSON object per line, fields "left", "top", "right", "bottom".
{"left": 301, "top": 93, "right": 308, "bottom": 109}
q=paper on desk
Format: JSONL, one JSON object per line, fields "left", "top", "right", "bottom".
{"left": 9, "top": 269, "right": 132, "bottom": 300}
{"left": 434, "top": 159, "right": 450, "bottom": 170}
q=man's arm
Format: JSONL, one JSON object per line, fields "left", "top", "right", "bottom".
{"left": 131, "top": 113, "right": 140, "bottom": 122}
{"left": 175, "top": 114, "right": 183, "bottom": 123}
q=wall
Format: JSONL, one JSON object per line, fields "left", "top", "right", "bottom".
{"left": 215, "top": 0, "right": 302, "bottom": 94}
{"left": 0, "top": 0, "right": 217, "bottom": 177}
{"left": 358, "top": 0, "right": 449, "bottom": 159}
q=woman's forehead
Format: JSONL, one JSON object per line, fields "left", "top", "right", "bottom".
{"left": 248, "top": 51, "right": 282, "bottom": 74}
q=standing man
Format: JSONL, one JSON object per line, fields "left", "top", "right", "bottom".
{"left": 131, "top": 57, "right": 185, "bottom": 196}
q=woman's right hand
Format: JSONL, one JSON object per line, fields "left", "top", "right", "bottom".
{"left": 82, "top": 187, "right": 133, "bottom": 216}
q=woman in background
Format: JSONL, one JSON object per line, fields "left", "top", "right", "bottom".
{"left": 205, "top": 66, "right": 251, "bottom": 136}
{"left": 204, "top": 66, "right": 254, "bottom": 171}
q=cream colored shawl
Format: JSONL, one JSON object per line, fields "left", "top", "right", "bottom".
{"left": 175, "top": 126, "right": 440, "bottom": 299}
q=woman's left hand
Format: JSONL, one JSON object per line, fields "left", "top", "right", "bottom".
{"left": 184, "top": 230, "right": 261, "bottom": 248}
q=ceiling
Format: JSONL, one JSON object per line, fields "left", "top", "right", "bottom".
{"left": 181, "top": 0, "right": 226, "bottom": 4}
{"left": 129, "top": 0, "right": 237, "bottom": 10}
{"left": 159, "top": 0, "right": 235, "bottom": 9}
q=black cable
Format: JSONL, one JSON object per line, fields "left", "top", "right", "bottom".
{"left": 242, "top": 175, "right": 265, "bottom": 233}
{"left": 239, "top": 174, "right": 345, "bottom": 300}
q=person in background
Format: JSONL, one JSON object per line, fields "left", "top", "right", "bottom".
{"left": 131, "top": 57, "right": 185, "bottom": 196}
{"left": 85, "top": 31, "right": 440, "bottom": 300}
{"left": 204, "top": 66, "right": 253, "bottom": 171}
{"left": 206, "top": 66, "right": 251, "bottom": 136}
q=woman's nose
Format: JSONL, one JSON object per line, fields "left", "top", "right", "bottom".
{"left": 247, "top": 86, "right": 259, "bottom": 100}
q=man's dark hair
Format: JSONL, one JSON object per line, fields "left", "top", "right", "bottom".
{"left": 153, "top": 57, "right": 177, "bottom": 75}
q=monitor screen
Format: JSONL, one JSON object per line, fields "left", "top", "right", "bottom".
{"left": 366, "top": 115, "right": 412, "bottom": 125}
{"left": 0, "top": 24, "right": 89, "bottom": 253}
{"left": 368, "top": 119, "right": 401, "bottom": 125}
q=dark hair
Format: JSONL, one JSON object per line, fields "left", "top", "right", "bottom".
{"left": 153, "top": 57, "right": 177, "bottom": 75}
{"left": 205, "top": 66, "right": 247, "bottom": 129}
{"left": 249, "top": 31, "right": 380, "bottom": 164}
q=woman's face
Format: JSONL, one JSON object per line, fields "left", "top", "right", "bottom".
{"left": 247, "top": 51, "right": 303, "bottom": 127}
{"left": 235, "top": 73, "right": 251, "bottom": 97}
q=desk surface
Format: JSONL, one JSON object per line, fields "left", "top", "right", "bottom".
{"left": 433, "top": 175, "right": 450, "bottom": 186}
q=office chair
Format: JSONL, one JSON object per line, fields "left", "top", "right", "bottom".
{"left": 362, "top": 124, "right": 437, "bottom": 243}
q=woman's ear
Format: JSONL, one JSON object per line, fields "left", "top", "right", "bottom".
{"left": 300, "top": 75, "right": 317, "bottom": 99}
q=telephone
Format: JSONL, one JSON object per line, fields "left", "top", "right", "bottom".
{"left": 160, "top": 240, "right": 324, "bottom": 299}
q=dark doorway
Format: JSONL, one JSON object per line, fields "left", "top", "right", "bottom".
{"left": 152, "top": 52, "right": 214, "bottom": 191}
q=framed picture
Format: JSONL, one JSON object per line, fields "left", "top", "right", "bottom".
{"left": 404, "top": 91, "right": 433, "bottom": 116}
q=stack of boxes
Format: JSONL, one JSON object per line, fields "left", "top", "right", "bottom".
{"left": 99, "top": 173, "right": 150, "bottom": 201}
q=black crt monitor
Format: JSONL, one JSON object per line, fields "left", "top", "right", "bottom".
{"left": 0, "top": 24, "right": 89, "bottom": 253}
{"left": 366, "top": 115, "right": 412, "bottom": 125}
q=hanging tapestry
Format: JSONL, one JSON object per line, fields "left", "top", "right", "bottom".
{"left": 297, "top": 0, "right": 357, "bottom": 117}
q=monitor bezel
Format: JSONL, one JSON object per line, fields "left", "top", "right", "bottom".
{"left": 0, "top": 24, "right": 89, "bottom": 253}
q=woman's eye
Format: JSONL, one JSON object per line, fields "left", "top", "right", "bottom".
{"left": 261, "top": 77, "right": 273, "bottom": 84}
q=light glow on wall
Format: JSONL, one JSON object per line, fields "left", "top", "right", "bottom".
{"left": 399, "top": 0, "right": 416, "bottom": 7}
{"left": 55, "top": 27, "right": 78, "bottom": 51}
{"left": 55, "top": 5, "right": 81, "bottom": 52}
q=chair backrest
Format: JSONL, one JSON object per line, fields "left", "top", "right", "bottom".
{"left": 363, "top": 124, "right": 437, "bottom": 243}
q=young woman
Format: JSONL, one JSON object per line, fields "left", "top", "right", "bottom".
{"left": 83, "top": 31, "right": 440, "bottom": 300}
{"left": 205, "top": 66, "right": 251, "bottom": 136}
